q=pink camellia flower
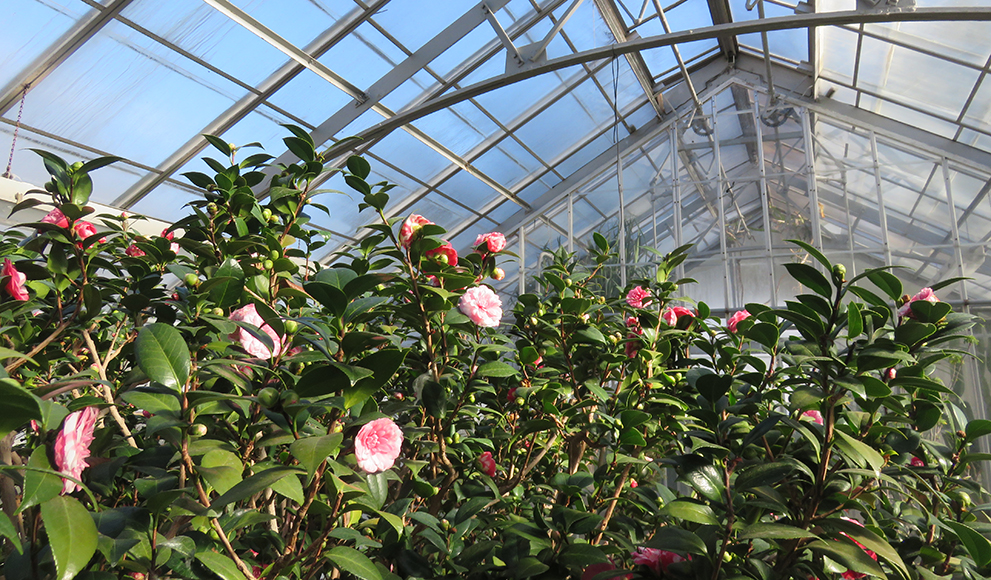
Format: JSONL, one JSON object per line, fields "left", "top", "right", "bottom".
{"left": 625, "top": 336, "right": 640, "bottom": 359}
{"left": 72, "top": 220, "right": 105, "bottom": 244}
{"left": 886, "top": 368, "right": 897, "bottom": 380}
{"left": 3, "top": 259, "right": 28, "bottom": 301}
{"left": 425, "top": 241, "right": 458, "bottom": 265}
{"left": 161, "top": 228, "right": 180, "bottom": 253}
{"left": 898, "top": 287, "right": 938, "bottom": 318}
{"left": 507, "top": 387, "right": 517, "bottom": 401}
{"left": 458, "top": 286, "right": 503, "bottom": 328}
{"left": 583, "top": 561, "right": 632, "bottom": 580}
{"left": 474, "top": 232, "right": 506, "bottom": 254}
{"left": 802, "top": 410, "right": 824, "bottom": 425}
{"left": 839, "top": 517, "right": 878, "bottom": 580}
{"left": 626, "top": 286, "right": 651, "bottom": 309}
{"left": 228, "top": 303, "right": 285, "bottom": 358}
{"left": 630, "top": 479, "right": 638, "bottom": 488}
{"left": 41, "top": 207, "right": 70, "bottom": 228}
{"left": 355, "top": 417, "right": 403, "bottom": 473}
{"left": 55, "top": 406, "right": 100, "bottom": 494}
{"left": 910, "top": 456, "right": 925, "bottom": 467}
{"left": 492, "top": 267, "right": 506, "bottom": 281}
{"left": 125, "top": 244, "right": 146, "bottom": 258}
{"left": 662, "top": 306, "right": 693, "bottom": 327}
{"left": 399, "top": 214, "right": 432, "bottom": 248}
{"left": 478, "top": 451, "right": 497, "bottom": 477}
{"left": 727, "top": 309, "right": 751, "bottom": 333}
{"left": 631, "top": 547, "right": 685, "bottom": 575}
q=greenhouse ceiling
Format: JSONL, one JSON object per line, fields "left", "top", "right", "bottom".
{"left": 3, "top": 0, "right": 991, "bottom": 309}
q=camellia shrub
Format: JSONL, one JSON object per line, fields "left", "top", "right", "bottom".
{"left": 0, "top": 129, "right": 989, "bottom": 580}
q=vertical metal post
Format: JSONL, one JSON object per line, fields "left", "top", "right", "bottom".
{"left": 671, "top": 126, "right": 684, "bottom": 281}
{"left": 869, "top": 131, "right": 892, "bottom": 266}
{"left": 568, "top": 191, "right": 574, "bottom": 253}
{"left": 652, "top": 188, "right": 658, "bottom": 280}
{"left": 618, "top": 154, "right": 627, "bottom": 287}
{"left": 800, "top": 107, "right": 823, "bottom": 251}
{"left": 518, "top": 224, "right": 526, "bottom": 295}
{"left": 941, "top": 159, "right": 968, "bottom": 305}
{"left": 752, "top": 92, "right": 777, "bottom": 306}
{"left": 712, "top": 100, "right": 732, "bottom": 311}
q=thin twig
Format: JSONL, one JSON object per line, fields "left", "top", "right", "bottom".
{"left": 81, "top": 328, "right": 137, "bottom": 448}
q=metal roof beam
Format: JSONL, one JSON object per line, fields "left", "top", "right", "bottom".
{"left": 109, "top": 0, "right": 389, "bottom": 208}
{"left": 321, "top": 6, "right": 991, "bottom": 159}
{"left": 0, "top": 0, "right": 135, "bottom": 115}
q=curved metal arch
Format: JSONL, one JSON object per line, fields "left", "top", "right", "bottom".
{"left": 319, "top": 6, "right": 991, "bottom": 162}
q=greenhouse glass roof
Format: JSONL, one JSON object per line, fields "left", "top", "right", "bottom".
{"left": 3, "top": 0, "right": 991, "bottom": 311}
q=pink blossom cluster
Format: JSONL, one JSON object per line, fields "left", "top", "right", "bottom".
{"left": 3, "top": 259, "right": 28, "bottom": 301}
{"left": 626, "top": 286, "right": 651, "bottom": 309}
{"left": 631, "top": 547, "right": 686, "bottom": 575}
{"left": 662, "top": 306, "right": 693, "bottom": 327}
{"left": 802, "top": 410, "right": 824, "bottom": 425}
{"left": 727, "top": 309, "right": 751, "bottom": 333}
{"left": 229, "top": 303, "right": 286, "bottom": 358}
{"left": 478, "top": 451, "right": 496, "bottom": 477}
{"left": 355, "top": 417, "right": 403, "bottom": 473}
{"left": 55, "top": 406, "right": 100, "bottom": 494}
{"left": 459, "top": 286, "right": 503, "bottom": 328}
{"left": 898, "top": 287, "right": 938, "bottom": 318}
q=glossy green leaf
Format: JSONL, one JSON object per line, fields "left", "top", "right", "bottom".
{"left": 194, "top": 550, "right": 247, "bottom": 580}
{"left": 821, "top": 517, "right": 910, "bottom": 579}
{"left": 644, "top": 526, "right": 708, "bottom": 555}
{"left": 209, "top": 258, "right": 245, "bottom": 308}
{"left": 135, "top": 323, "right": 190, "bottom": 391}
{"left": 734, "top": 462, "right": 795, "bottom": 491}
{"left": 0, "top": 379, "right": 42, "bottom": 439}
{"left": 290, "top": 434, "right": 343, "bottom": 481}
{"left": 965, "top": 419, "right": 991, "bottom": 442}
{"left": 943, "top": 520, "right": 991, "bottom": 567}
{"left": 476, "top": 361, "right": 518, "bottom": 378}
{"left": 0, "top": 510, "right": 22, "bottom": 553}
{"left": 326, "top": 546, "right": 382, "bottom": 580}
{"left": 807, "top": 539, "right": 885, "bottom": 578}
{"left": 847, "top": 303, "right": 863, "bottom": 337}
{"left": 661, "top": 500, "right": 720, "bottom": 525}
{"left": 211, "top": 466, "right": 303, "bottom": 510}
{"left": 738, "top": 523, "right": 818, "bottom": 540}
{"left": 745, "top": 322, "right": 780, "bottom": 349}
{"left": 784, "top": 262, "right": 832, "bottom": 297}
{"left": 834, "top": 430, "right": 884, "bottom": 473}
{"left": 866, "top": 270, "right": 902, "bottom": 301}
{"left": 41, "top": 496, "right": 98, "bottom": 580}
{"left": 305, "top": 281, "right": 348, "bottom": 318}
{"left": 18, "top": 446, "right": 63, "bottom": 514}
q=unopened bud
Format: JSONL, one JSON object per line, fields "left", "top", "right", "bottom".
{"left": 832, "top": 263, "right": 846, "bottom": 284}
{"left": 492, "top": 267, "right": 505, "bottom": 281}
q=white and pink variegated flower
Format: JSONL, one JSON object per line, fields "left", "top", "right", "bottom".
{"left": 54, "top": 407, "right": 100, "bottom": 494}
{"left": 229, "top": 303, "right": 286, "bottom": 358}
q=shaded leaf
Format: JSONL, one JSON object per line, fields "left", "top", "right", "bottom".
{"left": 41, "top": 496, "right": 98, "bottom": 580}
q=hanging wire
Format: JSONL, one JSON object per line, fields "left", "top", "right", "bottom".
{"left": 2, "top": 86, "right": 28, "bottom": 180}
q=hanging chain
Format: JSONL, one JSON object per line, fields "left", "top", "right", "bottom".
{"left": 3, "top": 86, "right": 28, "bottom": 180}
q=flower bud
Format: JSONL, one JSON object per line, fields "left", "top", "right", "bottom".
{"left": 832, "top": 263, "right": 847, "bottom": 284}
{"left": 184, "top": 273, "right": 200, "bottom": 287}
{"left": 492, "top": 267, "right": 505, "bottom": 281}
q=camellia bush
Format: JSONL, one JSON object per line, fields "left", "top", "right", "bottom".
{"left": 0, "top": 129, "right": 989, "bottom": 580}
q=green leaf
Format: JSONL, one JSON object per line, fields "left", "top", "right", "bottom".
{"left": 867, "top": 270, "right": 902, "bottom": 301}
{"left": 807, "top": 539, "right": 885, "bottom": 578}
{"left": 661, "top": 500, "right": 719, "bottom": 525}
{"left": 203, "top": 135, "right": 232, "bottom": 156}
{"left": 366, "top": 471, "right": 388, "bottom": 510}
{"left": 787, "top": 240, "right": 832, "bottom": 270}
{"left": 515, "top": 557, "right": 550, "bottom": 578}
{"left": 476, "top": 361, "right": 518, "bottom": 378}
{"left": 18, "top": 446, "right": 63, "bottom": 514}
{"left": 305, "top": 281, "right": 348, "bottom": 318}
{"left": 965, "top": 419, "right": 991, "bottom": 442}
{"left": 784, "top": 263, "right": 832, "bottom": 297}
{"left": 195, "top": 550, "right": 247, "bottom": 580}
{"left": 734, "top": 462, "right": 795, "bottom": 491}
{"left": 0, "top": 379, "right": 42, "bottom": 438}
{"left": 41, "top": 496, "right": 98, "bottom": 580}
{"left": 135, "top": 323, "right": 190, "bottom": 391}
{"left": 211, "top": 466, "right": 304, "bottom": 510}
{"left": 834, "top": 430, "right": 885, "bottom": 473}
{"left": 326, "top": 546, "right": 382, "bottom": 580}
{"left": 345, "top": 349, "right": 407, "bottom": 409}
{"left": 739, "top": 523, "right": 818, "bottom": 540}
{"left": 200, "top": 450, "right": 242, "bottom": 495}
{"left": 847, "top": 303, "right": 863, "bottom": 337}
{"left": 209, "top": 258, "right": 245, "bottom": 308}
{"left": 290, "top": 434, "right": 343, "bottom": 481}
{"left": 942, "top": 520, "right": 991, "bottom": 567}
{"left": 0, "top": 510, "right": 22, "bottom": 553}
{"left": 347, "top": 156, "right": 371, "bottom": 180}
{"left": 821, "top": 518, "right": 910, "bottom": 579}
{"left": 745, "top": 322, "right": 780, "bottom": 349}
{"left": 644, "top": 526, "right": 708, "bottom": 555}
